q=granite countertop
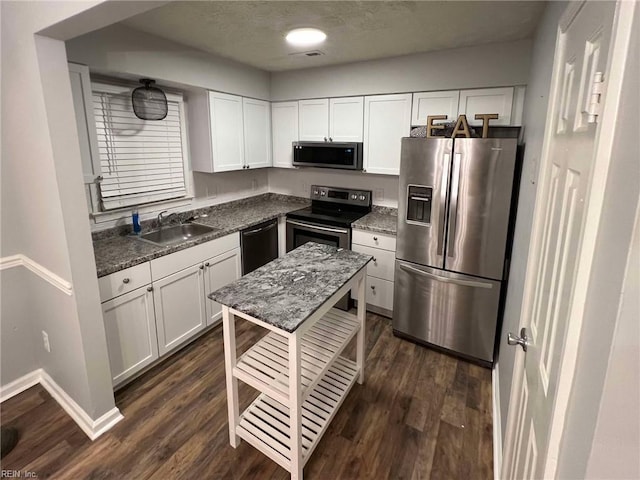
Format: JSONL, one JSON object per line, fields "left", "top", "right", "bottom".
{"left": 209, "top": 242, "right": 371, "bottom": 333}
{"left": 93, "top": 194, "right": 309, "bottom": 277}
{"left": 352, "top": 206, "right": 398, "bottom": 235}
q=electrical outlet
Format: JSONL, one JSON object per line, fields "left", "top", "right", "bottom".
{"left": 42, "top": 330, "right": 50, "bottom": 353}
{"left": 251, "top": 178, "right": 258, "bottom": 191}
{"left": 374, "top": 188, "right": 385, "bottom": 202}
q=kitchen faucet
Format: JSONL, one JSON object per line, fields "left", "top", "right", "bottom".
{"left": 157, "top": 210, "right": 178, "bottom": 228}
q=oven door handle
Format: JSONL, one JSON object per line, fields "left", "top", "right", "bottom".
{"left": 286, "top": 219, "right": 350, "bottom": 235}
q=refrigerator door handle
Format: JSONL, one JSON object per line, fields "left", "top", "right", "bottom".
{"left": 437, "top": 153, "right": 451, "bottom": 255}
{"left": 399, "top": 262, "right": 494, "bottom": 289}
{"left": 447, "top": 153, "right": 462, "bottom": 257}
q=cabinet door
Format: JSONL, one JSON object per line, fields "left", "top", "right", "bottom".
{"left": 329, "top": 96, "right": 364, "bottom": 142}
{"left": 458, "top": 87, "right": 514, "bottom": 126}
{"left": 102, "top": 286, "right": 158, "bottom": 386}
{"left": 204, "top": 248, "right": 241, "bottom": 327}
{"left": 299, "top": 99, "right": 329, "bottom": 141}
{"left": 153, "top": 264, "right": 206, "bottom": 355}
{"left": 411, "top": 91, "right": 460, "bottom": 126}
{"left": 243, "top": 98, "right": 272, "bottom": 169}
{"left": 271, "top": 102, "right": 299, "bottom": 168}
{"left": 363, "top": 94, "right": 412, "bottom": 175}
{"left": 209, "top": 91, "right": 245, "bottom": 172}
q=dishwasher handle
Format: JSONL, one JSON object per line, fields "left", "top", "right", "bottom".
{"left": 243, "top": 221, "right": 277, "bottom": 236}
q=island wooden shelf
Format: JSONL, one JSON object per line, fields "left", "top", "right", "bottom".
{"left": 233, "top": 308, "right": 360, "bottom": 406}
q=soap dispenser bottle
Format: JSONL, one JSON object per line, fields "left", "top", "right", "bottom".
{"left": 132, "top": 209, "right": 141, "bottom": 234}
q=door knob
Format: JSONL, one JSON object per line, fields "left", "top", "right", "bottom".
{"left": 507, "top": 327, "right": 529, "bottom": 352}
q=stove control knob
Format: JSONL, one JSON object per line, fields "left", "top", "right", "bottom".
{"left": 320, "top": 191, "right": 326, "bottom": 196}
{"left": 359, "top": 195, "right": 366, "bottom": 201}
{"left": 351, "top": 194, "right": 357, "bottom": 200}
{"left": 313, "top": 190, "right": 319, "bottom": 195}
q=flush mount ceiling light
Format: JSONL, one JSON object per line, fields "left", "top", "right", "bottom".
{"left": 286, "top": 28, "right": 327, "bottom": 47}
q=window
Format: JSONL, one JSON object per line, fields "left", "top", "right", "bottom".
{"left": 91, "top": 82, "right": 189, "bottom": 210}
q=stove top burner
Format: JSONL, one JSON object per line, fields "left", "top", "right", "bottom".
{"left": 287, "top": 185, "right": 372, "bottom": 228}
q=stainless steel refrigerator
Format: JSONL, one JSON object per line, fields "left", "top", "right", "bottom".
{"left": 393, "top": 137, "right": 518, "bottom": 365}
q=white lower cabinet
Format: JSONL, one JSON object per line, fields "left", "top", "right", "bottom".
{"left": 204, "top": 247, "right": 241, "bottom": 326}
{"left": 101, "top": 286, "right": 158, "bottom": 386}
{"left": 100, "top": 232, "right": 241, "bottom": 387}
{"left": 352, "top": 230, "right": 397, "bottom": 316}
{"left": 153, "top": 264, "right": 207, "bottom": 356}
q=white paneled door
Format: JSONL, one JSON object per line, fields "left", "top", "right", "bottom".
{"left": 298, "top": 99, "right": 329, "bottom": 141}
{"left": 204, "top": 248, "right": 241, "bottom": 327}
{"left": 329, "top": 96, "right": 364, "bottom": 142}
{"left": 243, "top": 98, "right": 272, "bottom": 169}
{"left": 502, "top": 2, "right": 622, "bottom": 478}
{"left": 271, "top": 101, "right": 299, "bottom": 168}
{"left": 209, "top": 92, "right": 245, "bottom": 172}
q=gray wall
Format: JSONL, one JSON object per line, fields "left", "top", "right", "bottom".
{"left": 66, "top": 23, "right": 271, "bottom": 100}
{"left": 0, "top": 0, "right": 159, "bottom": 419}
{"left": 0, "top": 268, "right": 38, "bottom": 385}
{"left": 557, "top": 6, "right": 640, "bottom": 477}
{"left": 496, "top": 0, "right": 567, "bottom": 443}
{"left": 270, "top": 39, "right": 532, "bottom": 101}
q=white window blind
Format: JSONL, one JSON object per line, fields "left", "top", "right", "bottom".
{"left": 92, "top": 84, "right": 187, "bottom": 210}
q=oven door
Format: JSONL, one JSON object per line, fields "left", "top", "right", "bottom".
{"left": 286, "top": 219, "right": 351, "bottom": 252}
{"left": 286, "top": 218, "right": 352, "bottom": 310}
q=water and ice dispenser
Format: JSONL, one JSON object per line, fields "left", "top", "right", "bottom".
{"left": 406, "top": 185, "right": 432, "bottom": 224}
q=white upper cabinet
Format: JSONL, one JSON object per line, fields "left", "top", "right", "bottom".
{"left": 458, "top": 87, "right": 514, "bottom": 126}
{"left": 209, "top": 91, "right": 245, "bottom": 172}
{"left": 299, "top": 99, "right": 329, "bottom": 141}
{"left": 363, "top": 94, "right": 412, "bottom": 175}
{"left": 243, "top": 97, "right": 272, "bottom": 169}
{"left": 271, "top": 102, "right": 299, "bottom": 168}
{"left": 411, "top": 91, "right": 460, "bottom": 126}
{"left": 329, "top": 97, "right": 364, "bottom": 142}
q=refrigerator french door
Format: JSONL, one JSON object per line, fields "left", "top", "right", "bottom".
{"left": 393, "top": 137, "right": 518, "bottom": 364}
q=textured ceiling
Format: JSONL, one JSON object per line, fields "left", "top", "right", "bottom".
{"left": 122, "top": 1, "right": 545, "bottom": 72}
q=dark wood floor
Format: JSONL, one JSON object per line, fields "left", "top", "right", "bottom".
{"left": 1, "top": 313, "right": 493, "bottom": 479}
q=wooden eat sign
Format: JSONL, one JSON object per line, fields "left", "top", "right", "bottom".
{"left": 426, "top": 113, "right": 499, "bottom": 138}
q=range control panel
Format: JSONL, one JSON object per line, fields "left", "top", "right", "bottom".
{"left": 310, "top": 185, "right": 372, "bottom": 207}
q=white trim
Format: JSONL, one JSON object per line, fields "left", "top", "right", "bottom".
{"left": 1, "top": 369, "right": 123, "bottom": 440}
{"left": 0, "top": 254, "right": 73, "bottom": 295}
{"left": 39, "top": 370, "right": 123, "bottom": 440}
{"left": 492, "top": 363, "right": 503, "bottom": 480}
{"left": 0, "top": 370, "right": 41, "bottom": 403}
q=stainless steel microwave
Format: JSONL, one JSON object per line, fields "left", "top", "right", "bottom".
{"left": 292, "top": 142, "right": 363, "bottom": 170}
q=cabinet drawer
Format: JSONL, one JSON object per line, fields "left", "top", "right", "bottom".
{"left": 352, "top": 230, "right": 396, "bottom": 252}
{"left": 351, "top": 244, "right": 395, "bottom": 281}
{"left": 150, "top": 232, "right": 240, "bottom": 280}
{"left": 365, "top": 276, "right": 394, "bottom": 311}
{"left": 98, "top": 263, "right": 151, "bottom": 302}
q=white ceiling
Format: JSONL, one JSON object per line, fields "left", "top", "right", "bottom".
{"left": 122, "top": 1, "right": 545, "bottom": 72}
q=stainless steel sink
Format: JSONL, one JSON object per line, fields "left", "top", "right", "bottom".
{"left": 138, "top": 223, "right": 217, "bottom": 246}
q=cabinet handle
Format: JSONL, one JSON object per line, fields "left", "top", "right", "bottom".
{"left": 147, "top": 286, "right": 153, "bottom": 292}
{"left": 373, "top": 236, "right": 378, "bottom": 242}
{"left": 372, "top": 257, "right": 377, "bottom": 263}
{"left": 323, "top": 137, "right": 328, "bottom": 141}
{"left": 204, "top": 262, "right": 210, "bottom": 267}
{"left": 199, "top": 265, "right": 205, "bottom": 270}
{"left": 329, "top": 137, "right": 333, "bottom": 142}
{"left": 247, "top": 165, "right": 251, "bottom": 169}
{"left": 122, "top": 278, "right": 130, "bottom": 284}
{"left": 370, "top": 285, "right": 376, "bottom": 291}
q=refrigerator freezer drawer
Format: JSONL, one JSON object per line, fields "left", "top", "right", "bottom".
{"left": 392, "top": 260, "right": 501, "bottom": 363}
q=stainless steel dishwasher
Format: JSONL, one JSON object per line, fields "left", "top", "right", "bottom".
{"left": 241, "top": 218, "right": 278, "bottom": 275}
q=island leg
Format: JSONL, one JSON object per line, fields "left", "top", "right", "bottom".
{"left": 222, "top": 306, "right": 240, "bottom": 447}
{"left": 356, "top": 272, "right": 366, "bottom": 384}
{"left": 289, "top": 333, "right": 303, "bottom": 480}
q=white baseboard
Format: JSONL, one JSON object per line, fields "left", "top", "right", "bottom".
{"left": 0, "top": 370, "right": 41, "bottom": 403}
{"left": 492, "top": 363, "right": 503, "bottom": 480}
{"left": 1, "top": 369, "right": 122, "bottom": 440}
